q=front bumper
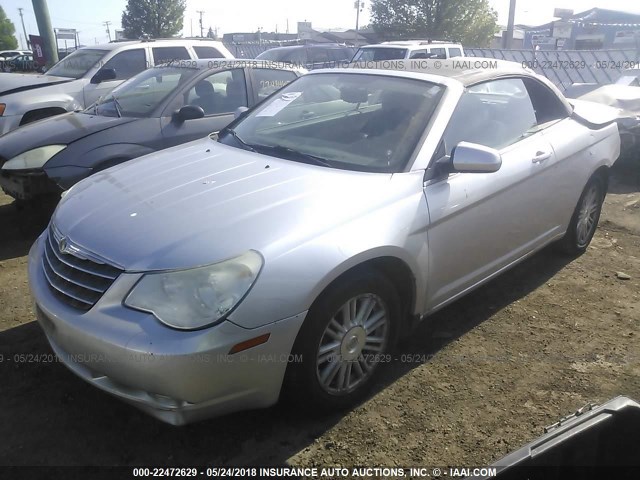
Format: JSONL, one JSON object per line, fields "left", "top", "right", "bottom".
{"left": 0, "top": 168, "right": 60, "bottom": 201}
{"left": 28, "top": 234, "right": 307, "bottom": 425}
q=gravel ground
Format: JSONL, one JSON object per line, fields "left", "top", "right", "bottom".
{"left": 0, "top": 169, "right": 639, "bottom": 468}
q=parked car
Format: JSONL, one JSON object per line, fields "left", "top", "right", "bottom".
{"left": 564, "top": 67, "right": 640, "bottom": 161}
{"left": 0, "top": 50, "right": 31, "bottom": 60}
{"left": 0, "top": 39, "right": 233, "bottom": 135}
{"left": 256, "top": 43, "right": 356, "bottom": 69}
{"left": 3, "top": 54, "right": 37, "bottom": 73}
{"left": 352, "top": 41, "right": 464, "bottom": 61}
{"left": 28, "top": 59, "right": 620, "bottom": 425}
{"left": 0, "top": 60, "right": 304, "bottom": 202}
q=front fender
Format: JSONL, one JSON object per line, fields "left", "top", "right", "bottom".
{"left": 44, "top": 144, "right": 156, "bottom": 189}
{"left": 5, "top": 92, "right": 81, "bottom": 117}
{"left": 228, "top": 172, "right": 430, "bottom": 329}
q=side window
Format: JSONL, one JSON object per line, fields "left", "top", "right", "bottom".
{"left": 102, "top": 49, "right": 147, "bottom": 80}
{"left": 428, "top": 47, "right": 447, "bottom": 59}
{"left": 193, "top": 46, "right": 224, "bottom": 59}
{"left": 283, "top": 49, "right": 307, "bottom": 64}
{"left": 253, "top": 69, "right": 298, "bottom": 100}
{"left": 522, "top": 77, "right": 569, "bottom": 125}
{"left": 152, "top": 46, "right": 190, "bottom": 64}
{"left": 409, "top": 50, "right": 429, "bottom": 59}
{"left": 442, "top": 78, "right": 538, "bottom": 154}
{"left": 328, "top": 48, "right": 353, "bottom": 62}
{"left": 185, "top": 69, "right": 247, "bottom": 115}
{"left": 309, "top": 48, "right": 330, "bottom": 65}
{"left": 448, "top": 48, "right": 462, "bottom": 57}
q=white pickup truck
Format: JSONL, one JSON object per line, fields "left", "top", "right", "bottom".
{"left": 0, "top": 38, "right": 233, "bottom": 135}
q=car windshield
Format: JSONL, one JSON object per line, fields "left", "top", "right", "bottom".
{"left": 88, "top": 66, "right": 199, "bottom": 118}
{"left": 46, "top": 49, "right": 108, "bottom": 79}
{"left": 352, "top": 48, "right": 408, "bottom": 61}
{"left": 219, "top": 73, "right": 445, "bottom": 173}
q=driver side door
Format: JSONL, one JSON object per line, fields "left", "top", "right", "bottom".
{"left": 160, "top": 68, "right": 249, "bottom": 148}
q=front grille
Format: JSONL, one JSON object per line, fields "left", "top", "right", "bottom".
{"left": 42, "top": 226, "right": 123, "bottom": 310}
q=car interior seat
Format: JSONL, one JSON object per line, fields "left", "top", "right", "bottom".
{"left": 224, "top": 77, "right": 246, "bottom": 111}
{"left": 192, "top": 80, "right": 220, "bottom": 115}
{"left": 360, "top": 90, "right": 423, "bottom": 138}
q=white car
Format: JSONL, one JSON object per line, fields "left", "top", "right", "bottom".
{"left": 0, "top": 39, "right": 233, "bottom": 135}
{"left": 353, "top": 41, "right": 464, "bottom": 62}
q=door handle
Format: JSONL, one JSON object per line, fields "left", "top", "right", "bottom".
{"left": 532, "top": 151, "right": 551, "bottom": 164}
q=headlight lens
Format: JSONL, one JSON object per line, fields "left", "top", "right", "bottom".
{"left": 124, "top": 251, "right": 263, "bottom": 330}
{"left": 2, "top": 145, "right": 67, "bottom": 170}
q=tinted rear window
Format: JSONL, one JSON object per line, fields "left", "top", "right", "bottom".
{"left": 194, "top": 46, "right": 225, "bottom": 59}
{"left": 152, "top": 46, "right": 191, "bottom": 64}
{"left": 352, "top": 48, "right": 408, "bottom": 61}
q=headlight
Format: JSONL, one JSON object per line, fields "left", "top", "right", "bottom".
{"left": 2, "top": 145, "right": 67, "bottom": 170}
{"left": 124, "top": 251, "right": 263, "bottom": 330}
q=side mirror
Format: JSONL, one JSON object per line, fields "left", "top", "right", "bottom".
{"left": 234, "top": 106, "right": 249, "bottom": 119}
{"left": 451, "top": 142, "right": 502, "bottom": 173}
{"left": 174, "top": 105, "right": 205, "bottom": 122}
{"left": 91, "top": 67, "right": 117, "bottom": 84}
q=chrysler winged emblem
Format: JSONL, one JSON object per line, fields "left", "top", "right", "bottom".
{"left": 58, "top": 237, "right": 70, "bottom": 254}
{"left": 58, "top": 236, "right": 82, "bottom": 258}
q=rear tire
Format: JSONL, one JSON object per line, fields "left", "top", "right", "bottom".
{"left": 284, "top": 268, "right": 400, "bottom": 412}
{"left": 557, "top": 174, "right": 605, "bottom": 255}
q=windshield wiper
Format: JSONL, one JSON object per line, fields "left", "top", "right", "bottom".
{"left": 219, "top": 127, "right": 256, "bottom": 152}
{"left": 111, "top": 95, "right": 123, "bottom": 118}
{"left": 250, "top": 144, "right": 333, "bottom": 167}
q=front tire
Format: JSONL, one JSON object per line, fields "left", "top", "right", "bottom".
{"left": 284, "top": 269, "right": 400, "bottom": 411}
{"left": 558, "top": 175, "right": 606, "bottom": 255}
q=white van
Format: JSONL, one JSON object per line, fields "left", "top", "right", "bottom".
{"left": 0, "top": 39, "right": 233, "bottom": 135}
{"left": 352, "top": 41, "right": 464, "bottom": 62}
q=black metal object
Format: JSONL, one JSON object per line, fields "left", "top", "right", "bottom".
{"left": 472, "top": 396, "right": 640, "bottom": 479}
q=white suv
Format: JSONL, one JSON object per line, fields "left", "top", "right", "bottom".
{"left": 0, "top": 39, "right": 233, "bottom": 135}
{"left": 352, "top": 41, "right": 464, "bottom": 62}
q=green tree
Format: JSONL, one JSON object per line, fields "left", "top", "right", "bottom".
{"left": 122, "top": 0, "right": 186, "bottom": 39}
{"left": 0, "top": 5, "right": 18, "bottom": 49}
{"left": 370, "top": 0, "right": 498, "bottom": 47}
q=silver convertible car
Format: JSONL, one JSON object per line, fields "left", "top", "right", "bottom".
{"left": 28, "top": 60, "right": 620, "bottom": 425}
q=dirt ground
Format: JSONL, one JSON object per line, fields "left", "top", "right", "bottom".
{"left": 1, "top": 167, "right": 639, "bottom": 469}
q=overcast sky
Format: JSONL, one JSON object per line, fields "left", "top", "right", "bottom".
{"left": 3, "top": 0, "right": 640, "bottom": 49}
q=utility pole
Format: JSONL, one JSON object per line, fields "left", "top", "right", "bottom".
{"left": 197, "top": 11, "right": 205, "bottom": 37}
{"left": 18, "top": 8, "right": 30, "bottom": 49}
{"left": 32, "top": 0, "right": 58, "bottom": 67}
{"left": 190, "top": 18, "right": 193, "bottom": 37}
{"left": 355, "top": 1, "right": 365, "bottom": 32}
{"left": 504, "top": 0, "right": 516, "bottom": 49}
{"left": 104, "top": 21, "right": 112, "bottom": 42}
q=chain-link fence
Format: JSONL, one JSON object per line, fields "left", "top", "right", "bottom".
{"left": 466, "top": 48, "right": 640, "bottom": 91}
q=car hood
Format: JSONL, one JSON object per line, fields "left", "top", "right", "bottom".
{"left": 575, "top": 85, "right": 640, "bottom": 116}
{"left": 0, "top": 112, "right": 138, "bottom": 162}
{"left": 0, "top": 73, "right": 72, "bottom": 96}
{"left": 53, "top": 139, "right": 402, "bottom": 271}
